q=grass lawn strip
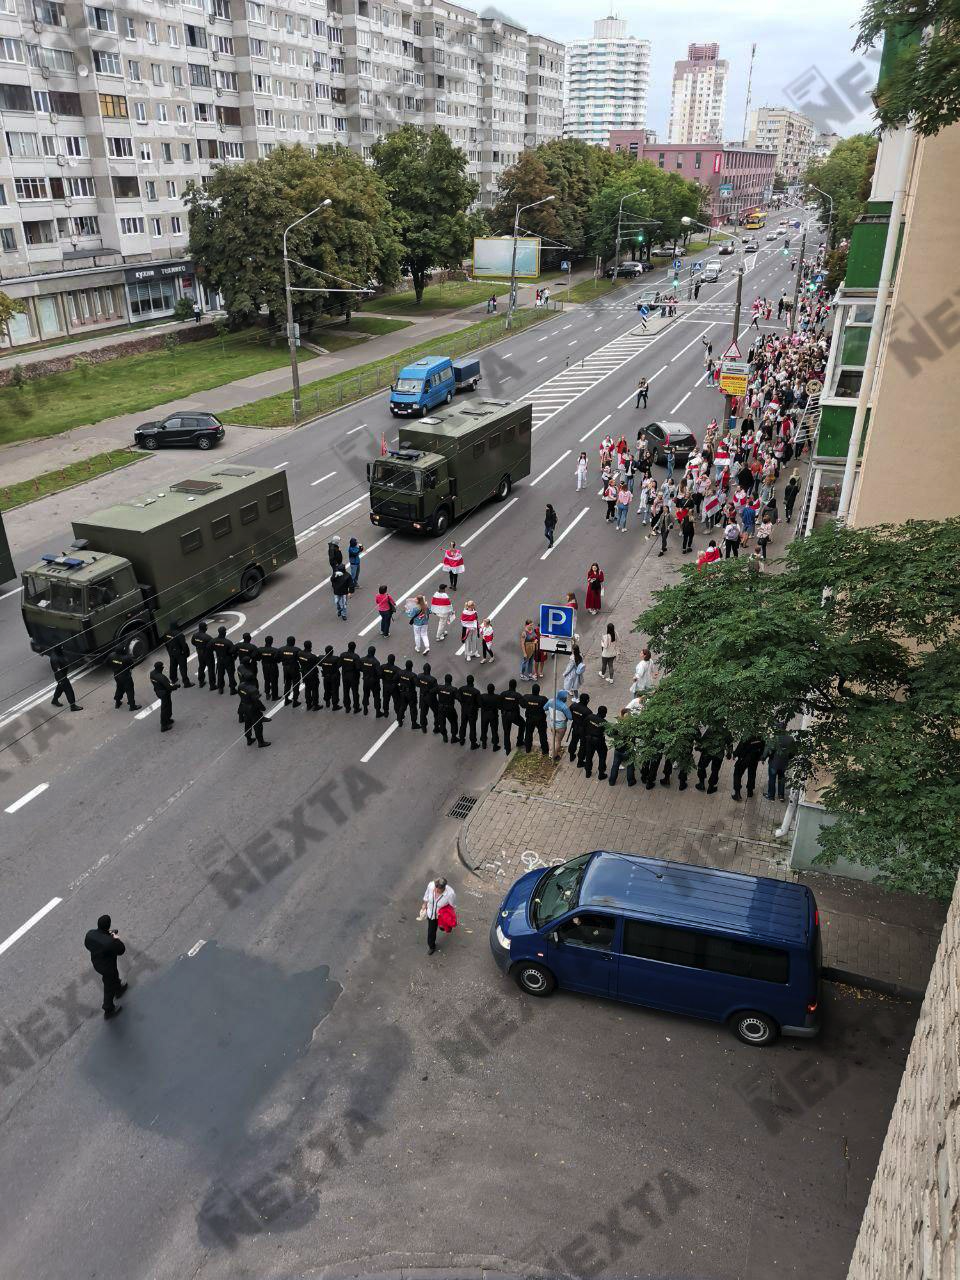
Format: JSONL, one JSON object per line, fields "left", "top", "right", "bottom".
{"left": 230, "top": 307, "right": 551, "bottom": 429}
{"left": 0, "top": 328, "right": 317, "bottom": 447}
{"left": 0, "top": 448, "right": 150, "bottom": 510}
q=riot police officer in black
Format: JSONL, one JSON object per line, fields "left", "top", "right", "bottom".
{"left": 499, "top": 679, "right": 525, "bottom": 754}
{"left": 416, "top": 662, "right": 438, "bottom": 733}
{"left": 360, "top": 646, "right": 384, "bottom": 716}
{"left": 319, "top": 645, "right": 341, "bottom": 709}
{"left": 479, "top": 683, "right": 501, "bottom": 750}
{"left": 235, "top": 632, "right": 261, "bottom": 680}
{"left": 280, "top": 636, "right": 301, "bottom": 706}
{"left": 522, "top": 683, "right": 548, "bottom": 755}
{"left": 436, "top": 673, "right": 459, "bottom": 743}
{"left": 396, "top": 660, "right": 418, "bottom": 729}
{"left": 110, "top": 648, "right": 140, "bottom": 710}
{"left": 162, "top": 621, "right": 193, "bottom": 687}
{"left": 299, "top": 640, "right": 321, "bottom": 710}
{"left": 258, "top": 635, "right": 281, "bottom": 701}
{"left": 212, "top": 625, "right": 237, "bottom": 695}
{"left": 50, "top": 646, "right": 82, "bottom": 710}
{"left": 191, "top": 621, "right": 216, "bottom": 690}
{"left": 380, "top": 654, "right": 399, "bottom": 718}
{"left": 458, "top": 674, "right": 481, "bottom": 748}
{"left": 340, "top": 641, "right": 362, "bottom": 713}
{"left": 566, "top": 692, "right": 592, "bottom": 764}
{"left": 149, "top": 661, "right": 175, "bottom": 731}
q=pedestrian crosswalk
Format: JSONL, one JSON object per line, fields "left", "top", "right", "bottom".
{"left": 521, "top": 324, "right": 658, "bottom": 430}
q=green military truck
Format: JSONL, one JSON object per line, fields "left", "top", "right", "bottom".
{"left": 368, "top": 398, "right": 532, "bottom": 534}
{"left": 21, "top": 464, "right": 297, "bottom": 662}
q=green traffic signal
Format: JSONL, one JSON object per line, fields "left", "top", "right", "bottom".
{"left": 637, "top": 232, "right": 645, "bottom": 243}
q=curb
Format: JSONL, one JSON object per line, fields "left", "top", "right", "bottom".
{"left": 821, "top": 967, "right": 925, "bottom": 1002}
{"left": 456, "top": 779, "right": 500, "bottom": 879}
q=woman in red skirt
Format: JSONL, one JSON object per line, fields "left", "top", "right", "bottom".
{"left": 585, "top": 563, "right": 604, "bottom": 615}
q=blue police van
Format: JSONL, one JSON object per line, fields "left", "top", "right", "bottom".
{"left": 490, "top": 851, "right": 821, "bottom": 1046}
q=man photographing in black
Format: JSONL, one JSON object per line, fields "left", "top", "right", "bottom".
{"left": 84, "top": 914, "right": 127, "bottom": 1020}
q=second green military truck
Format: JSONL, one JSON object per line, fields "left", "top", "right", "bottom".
{"left": 368, "top": 398, "right": 532, "bottom": 534}
{"left": 21, "top": 464, "right": 297, "bottom": 662}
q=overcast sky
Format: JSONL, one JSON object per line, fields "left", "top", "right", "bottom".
{"left": 507, "top": 0, "right": 874, "bottom": 140}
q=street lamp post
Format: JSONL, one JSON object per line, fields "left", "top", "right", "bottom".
{"left": 788, "top": 228, "right": 808, "bottom": 337}
{"left": 806, "top": 184, "right": 834, "bottom": 249}
{"left": 507, "top": 195, "right": 554, "bottom": 329}
{"left": 683, "top": 215, "right": 744, "bottom": 429}
{"left": 283, "top": 198, "right": 332, "bottom": 421}
{"left": 611, "top": 189, "right": 648, "bottom": 283}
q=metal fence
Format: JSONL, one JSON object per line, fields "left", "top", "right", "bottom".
{"left": 294, "top": 303, "right": 559, "bottom": 424}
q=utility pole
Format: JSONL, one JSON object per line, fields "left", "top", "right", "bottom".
{"left": 508, "top": 194, "right": 554, "bottom": 330}
{"left": 723, "top": 265, "right": 745, "bottom": 430}
{"left": 283, "top": 198, "right": 331, "bottom": 422}
{"left": 788, "top": 228, "right": 807, "bottom": 337}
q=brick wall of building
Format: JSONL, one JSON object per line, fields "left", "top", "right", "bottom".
{"left": 847, "top": 872, "right": 960, "bottom": 1279}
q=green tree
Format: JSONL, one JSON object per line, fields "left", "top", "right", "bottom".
{"left": 585, "top": 165, "right": 706, "bottom": 264}
{"left": 185, "top": 144, "right": 399, "bottom": 329}
{"left": 488, "top": 152, "right": 562, "bottom": 241}
{"left": 609, "top": 519, "right": 960, "bottom": 899}
{"left": 535, "top": 138, "right": 629, "bottom": 259}
{"left": 856, "top": 0, "right": 960, "bottom": 137}
{"left": 803, "top": 134, "right": 878, "bottom": 246}
{"left": 371, "top": 124, "right": 478, "bottom": 303}
{"left": 0, "top": 290, "right": 25, "bottom": 346}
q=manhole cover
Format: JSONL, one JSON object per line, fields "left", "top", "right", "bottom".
{"left": 448, "top": 794, "right": 477, "bottom": 820}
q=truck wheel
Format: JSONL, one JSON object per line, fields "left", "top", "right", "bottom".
{"left": 197, "top": 436, "right": 212, "bottom": 450}
{"left": 240, "top": 567, "right": 264, "bottom": 601}
{"left": 432, "top": 506, "right": 450, "bottom": 535}
{"left": 495, "top": 475, "right": 511, "bottom": 501}
{"left": 122, "top": 629, "right": 151, "bottom": 663}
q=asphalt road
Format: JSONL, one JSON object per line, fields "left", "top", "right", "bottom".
{"left": 0, "top": 209, "right": 892, "bottom": 1280}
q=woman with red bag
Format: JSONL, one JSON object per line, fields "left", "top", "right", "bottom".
{"left": 421, "top": 877, "right": 457, "bottom": 955}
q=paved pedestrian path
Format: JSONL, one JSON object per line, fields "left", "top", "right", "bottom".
{"left": 456, "top": 477, "right": 948, "bottom": 998}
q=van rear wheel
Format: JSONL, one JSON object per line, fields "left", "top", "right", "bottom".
{"left": 514, "top": 962, "right": 555, "bottom": 997}
{"left": 122, "top": 629, "right": 151, "bottom": 663}
{"left": 730, "top": 1011, "right": 779, "bottom": 1046}
{"left": 495, "top": 475, "right": 511, "bottom": 501}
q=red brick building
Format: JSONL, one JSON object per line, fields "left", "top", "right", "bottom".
{"left": 608, "top": 134, "right": 776, "bottom": 226}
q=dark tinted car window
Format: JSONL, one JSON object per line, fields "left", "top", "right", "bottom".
{"left": 647, "top": 425, "right": 664, "bottom": 440}
{"left": 623, "top": 919, "right": 789, "bottom": 984}
{"left": 556, "top": 912, "right": 616, "bottom": 951}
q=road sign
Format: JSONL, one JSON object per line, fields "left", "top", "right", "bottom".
{"left": 539, "top": 603, "right": 575, "bottom": 640}
{"left": 721, "top": 340, "right": 742, "bottom": 360}
{"left": 719, "top": 370, "right": 748, "bottom": 397}
{"left": 719, "top": 183, "right": 733, "bottom": 196}
{"left": 539, "top": 634, "right": 574, "bottom": 655}
{"left": 672, "top": 258, "right": 683, "bottom": 271}
{"left": 561, "top": 260, "right": 570, "bottom": 271}
{"left": 693, "top": 261, "right": 703, "bottom": 273}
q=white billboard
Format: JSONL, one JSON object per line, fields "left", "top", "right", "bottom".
{"left": 472, "top": 236, "right": 541, "bottom": 278}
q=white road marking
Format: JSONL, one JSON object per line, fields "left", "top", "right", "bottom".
{"left": 530, "top": 450, "right": 571, "bottom": 486}
{"left": 562, "top": 323, "right": 572, "bottom": 330}
{"left": 265, "top": 698, "right": 287, "bottom": 720}
{"left": 695, "top": 370, "right": 709, "bottom": 386}
{"left": 455, "top": 575, "right": 528, "bottom": 655}
{"left": 567, "top": 339, "right": 578, "bottom": 346}
{"left": 321, "top": 497, "right": 365, "bottom": 527}
{"left": 671, "top": 391, "right": 692, "bottom": 413}
{"left": 358, "top": 564, "right": 441, "bottom": 637}
{"left": 137, "top": 611, "right": 246, "bottom": 718}
{"left": 346, "top": 424, "right": 366, "bottom": 435}
{"left": 541, "top": 506, "right": 589, "bottom": 560}
{"left": 671, "top": 325, "right": 717, "bottom": 362}
{"left": 361, "top": 717, "right": 399, "bottom": 763}
{"left": 0, "top": 585, "right": 23, "bottom": 602}
{"left": 310, "top": 471, "right": 337, "bottom": 486}
{"left": 537, "top": 335, "right": 549, "bottom": 342}
{"left": 0, "top": 897, "right": 61, "bottom": 958}
{"left": 273, "top": 462, "right": 288, "bottom": 469}
{"left": 594, "top": 326, "right": 603, "bottom": 332}
{"left": 617, "top": 392, "right": 637, "bottom": 409}
{"left": 500, "top": 375, "right": 513, "bottom": 382}
{"left": 4, "top": 782, "right": 49, "bottom": 814}
{"left": 579, "top": 413, "right": 611, "bottom": 443}
{"left": 536, "top": 355, "right": 549, "bottom": 363}
{"left": 460, "top": 496, "right": 518, "bottom": 548}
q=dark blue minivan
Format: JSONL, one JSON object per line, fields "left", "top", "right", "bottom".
{"left": 490, "top": 851, "right": 821, "bottom": 1046}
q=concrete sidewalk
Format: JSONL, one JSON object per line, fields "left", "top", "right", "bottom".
{"left": 455, "top": 466, "right": 948, "bottom": 999}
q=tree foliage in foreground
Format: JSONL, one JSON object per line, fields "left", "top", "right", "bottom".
{"left": 856, "top": 0, "right": 960, "bottom": 137}
{"left": 609, "top": 520, "right": 960, "bottom": 898}
{"left": 803, "top": 134, "right": 878, "bottom": 247}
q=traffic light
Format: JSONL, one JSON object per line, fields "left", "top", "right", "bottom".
{"left": 636, "top": 231, "right": 645, "bottom": 244}
{"left": 672, "top": 274, "right": 680, "bottom": 289}
{"left": 807, "top": 281, "right": 817, "bottom": 293}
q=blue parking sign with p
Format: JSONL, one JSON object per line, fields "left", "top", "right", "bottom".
{"left": 540, "top": 604, "right": 575, "bottom": 639}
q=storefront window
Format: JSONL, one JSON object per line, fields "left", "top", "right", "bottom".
{"left": 128, "top": 278, "right": 177, "bottom": 316}
{"left": 36, "top": 295, "right": 63, "bottom": 338}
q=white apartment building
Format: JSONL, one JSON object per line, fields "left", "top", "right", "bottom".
{"left": 0, "top": 0, "right": 562, "bottom": 347}
{"left": 562, "top": 16, "right": 650, "bottom": 148}
{"left": 667, "top": 41, "right": 726, "bottom": 145}
{"left": 747, "top": 105, "right": 816, "bottom": 181}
